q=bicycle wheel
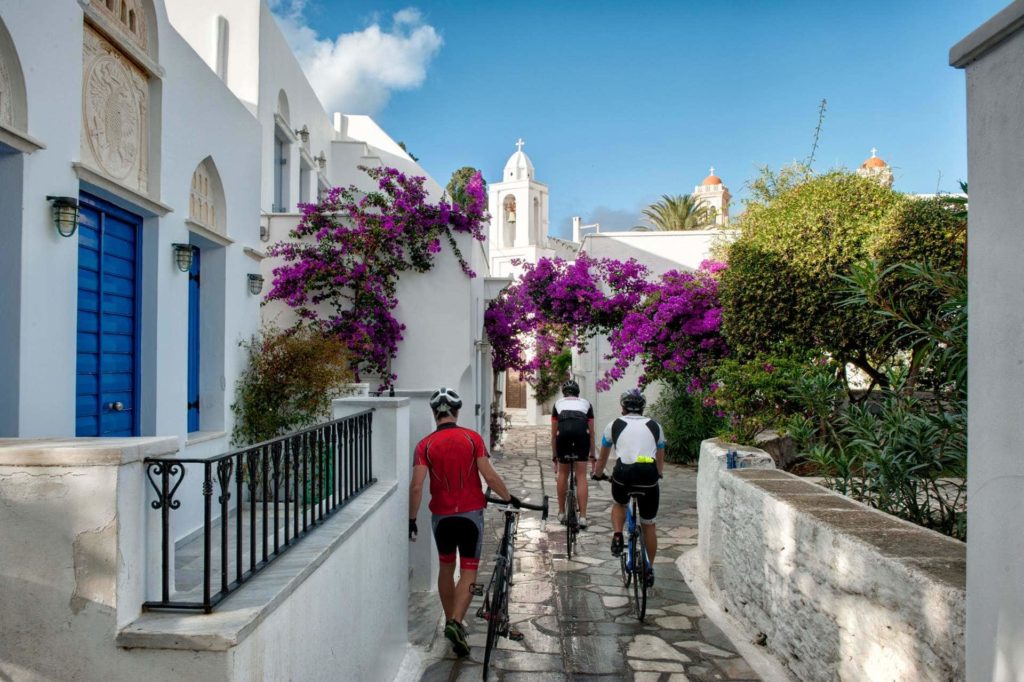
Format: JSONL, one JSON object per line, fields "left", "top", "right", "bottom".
{"left": 483, "top": 564, "right": 506, "bottom": 680}
{"left": 634, "top": 533, "right": 648, "bottom": 622}
{"left": 565, "top": 489, "right": 577, "bottom": 559}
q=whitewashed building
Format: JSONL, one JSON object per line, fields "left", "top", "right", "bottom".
{"left": 0, "top": 1, "right": 483, "bottom": 679}
{"left": 487, "top": 140, "right": 576, "bottom": 425}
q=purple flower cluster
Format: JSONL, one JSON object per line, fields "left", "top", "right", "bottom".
{"left": 484, "top": 254, "right": 728, "bottom": 392}
{"left": 266, "top": 166, "right": 488, "bottom": 390}
{"left": 604, "top": 261, "right": 728, "bottom": 390}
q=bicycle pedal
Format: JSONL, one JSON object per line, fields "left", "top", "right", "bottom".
{"left": 503, "top": 626, "right": 525, "bottom": 642}
{"left": 470, "top": 583, "right": 483, "bottom": 597}
{"left": 476, "top": 607, "right": 485, "bottom": 619}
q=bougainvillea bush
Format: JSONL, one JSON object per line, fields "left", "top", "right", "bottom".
{"left": 266, "top": 166, "right": 487, "bottom": 389}
{"left": 485, "top": 255, "right": 728, "bottom": 394}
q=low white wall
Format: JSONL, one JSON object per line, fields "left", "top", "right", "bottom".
{"left": 0, "top": 437, "right": 179, "bottom": 681}
{"left": 0, "top": 399, "right": 411, "bottom": 682}
{"left": 696, "top": 439, "right": 966, "bottom": 681}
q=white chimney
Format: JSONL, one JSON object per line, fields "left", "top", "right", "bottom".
{"left": 572, "top": 216, "right": 582, "bottom": 243}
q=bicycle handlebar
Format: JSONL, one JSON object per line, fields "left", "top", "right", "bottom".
{"left": 485, "top": 493, "right": 549, "bottom": 521}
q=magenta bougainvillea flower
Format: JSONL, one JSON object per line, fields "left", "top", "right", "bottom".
{"left": 266, "top": 166, "right": 488, "bottom": 389}
{"left": 485, "top": 256, "right": 728, "bottom": 392}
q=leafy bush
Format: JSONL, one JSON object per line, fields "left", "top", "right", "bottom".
{"left": 788, "top": 260, "right": 967, "bottom": 540}
{"left": 232, "top": 326, "right": 356, "bottom": 446}
{"left": 712, "top": 350, "right": 835, "bottom": 444}
{"left": 720, "top": 172, "right": 906, "bottom": 382}
{"left": 650, "top": 382, "right": 725, "bottom": 464}
{"left": 532, "top": 347, "right": 572, "bottom": 403}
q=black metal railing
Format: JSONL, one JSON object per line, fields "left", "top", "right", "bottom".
{"left": 143, "top": 410, "right": 375, "bottom": 612}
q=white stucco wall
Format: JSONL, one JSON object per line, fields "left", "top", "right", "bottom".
{"left": 950, "top": 4, "right": 1024, "bottom": 679}
{"left": 0, "top": 0, "right": 262, "bottom": 449}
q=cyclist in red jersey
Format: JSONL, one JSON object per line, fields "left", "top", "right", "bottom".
{"left": 408, "top": 386, "right": 520, "bottom": 658}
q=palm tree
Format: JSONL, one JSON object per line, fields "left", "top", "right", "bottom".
{"left": 641, "top": 194, "right": 715, "bottom": 231}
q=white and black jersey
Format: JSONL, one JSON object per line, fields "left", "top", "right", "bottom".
{"left": 551, "top": 396, "right": 594, "bottom": 460}
{"left": 601, "top": 414, "right": 665, "bottom": 465}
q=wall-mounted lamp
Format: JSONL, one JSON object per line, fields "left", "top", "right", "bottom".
{"left": 247, "top": 273, "right": 264, "bottom": 295}
{"left": 295, "top": 125, "right": 310, "bottom": 146}
{"left": 172, "top": 243, "right": 194, "bottom": 273}
{"left": 315, "top": 152, "right": 327, "bottom": 172}
{"left": 46, "top": 195, "right": 80, "bottom": 238}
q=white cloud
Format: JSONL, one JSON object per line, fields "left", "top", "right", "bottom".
{"left": 271, "top": 2, "right": 443, "bottom": 115}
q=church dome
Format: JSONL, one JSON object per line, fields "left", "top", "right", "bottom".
{"left": 701, "top": 167, "right": 722, "bottom": 186}
{"left": 861, "top": 149, "right": 888, "bottom": 169}
{"left": 504, "top": 139, "right": 534, "bottom": 181}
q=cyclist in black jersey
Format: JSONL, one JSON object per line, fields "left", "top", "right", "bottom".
{"left": 550, "top": 379, "right": 596, "bottom": 528}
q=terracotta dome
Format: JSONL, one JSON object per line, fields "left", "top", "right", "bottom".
{"left": 701, "top": 167, "right": 722, "bottom": 185}
{"left": 861, "top": 149, "right": 887, "bottom": 169}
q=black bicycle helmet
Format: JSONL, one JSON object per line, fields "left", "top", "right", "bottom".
{"left": 620, "top": 388, "right": 646, "bottom": 414}
{"left": 429, "top": 386, "right": 463, "bottom": 415}
{"left": 561, "top": 379, "right": 580, "bottom": 396}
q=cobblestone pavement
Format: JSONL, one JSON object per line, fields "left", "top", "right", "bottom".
{"left": 418, "top": 426, "right": 760, "bottom": 682}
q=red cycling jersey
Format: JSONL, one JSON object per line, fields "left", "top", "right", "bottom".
{"left": 413, "top": 423, "right": 488, "bottom": 515}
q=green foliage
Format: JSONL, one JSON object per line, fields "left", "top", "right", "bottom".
{"left": 650, "top": 382, "right": 725, "bottom": 464}
{"left": 447, "top": 166, "right": 487, "bottom": 208}
{"left": 532, "top": 348, "right": 572, "bottom": 403}
{"left": 232, "top": 326, "right": 356, "bottom": 446}
{"left": 720, "top": 172, "right": 910, "bottom": 380}
{"left": 788, "top": 261, "right": 967, "bottom": 540}
{"left": 642, "top": 194, "right": 714, "bottom": 231}
{"left": 713, "top": 350, "right": 835, "bottom": 444}
{"left": 742, "top": 162, "right": 815, "bottom": 210}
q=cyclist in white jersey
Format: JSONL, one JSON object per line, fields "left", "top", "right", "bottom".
{"left": 550, "top": 379, "right": 596, "bottom": 528}
{"left": 593, "top": 388, "right": 666, "bottom": 587}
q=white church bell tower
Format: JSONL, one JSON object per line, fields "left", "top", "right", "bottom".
{"left": 488, "top": 139, "right": 551, "bottom": 278}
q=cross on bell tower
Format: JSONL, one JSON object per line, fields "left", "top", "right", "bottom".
{"left": 515, "top": 138, "right": 525, "bottom": 152}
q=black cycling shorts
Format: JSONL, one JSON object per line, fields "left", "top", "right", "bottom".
{"left": 431, "top": 509, "right": 484, "bottom": 570}
{"left": 610, "top": 461, "right": 660, "bottom": 523}
{"left": 555, "top": 423, "right": 590, "bottom": 463}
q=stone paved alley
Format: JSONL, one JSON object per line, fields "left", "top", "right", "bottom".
{"left": 415, "top": 426, "right": 761, "bottom": 681}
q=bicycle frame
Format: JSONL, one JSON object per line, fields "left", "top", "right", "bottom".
{"left": 479, "top": 494, "right": 548, "bottom": 681}
{"left": 623, "top": 495, "right": 651, "bottom": 621}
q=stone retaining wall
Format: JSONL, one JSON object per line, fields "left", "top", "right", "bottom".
{"left": 697, "top": 439, "right": 966, "bottom": 681}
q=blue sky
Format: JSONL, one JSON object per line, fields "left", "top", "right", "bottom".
{"left": 279, "top": 1, "right": 1006, "bottom": 238}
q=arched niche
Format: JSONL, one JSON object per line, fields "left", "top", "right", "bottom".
{"left": 189, "top": 156, "right": 227, "bottom": 239}
{"left": 0, "top": 17, "right": 28, "bottom": 133}
{"left": 502, "top": 195, "right": 516, "bottom": 248}
{"left": 277, "top": 89, "right": 290, "bottom": 124}
{"left": 94, "top": 0, "right": 158, "bottom": 62}
{"left": 532, "top": 197, "right": 540, "bottom": 243}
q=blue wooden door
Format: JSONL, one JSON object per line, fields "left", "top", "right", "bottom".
{"left": 187, "top": 247, "right": 200, "bottom": 431}
{"left": 76, "top": 194, "right": 141, "bottom": 437}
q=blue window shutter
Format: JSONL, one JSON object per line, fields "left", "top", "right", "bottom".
{"left": 187, "top": 247, "right": 201, "bottom": 432}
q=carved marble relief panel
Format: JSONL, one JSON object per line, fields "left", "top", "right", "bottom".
{"left": 81, "top": 26, "right": 148, "bottom": 194}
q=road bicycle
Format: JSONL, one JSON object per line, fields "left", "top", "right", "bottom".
{"left": 477, "top": 492, "right": 549, "bottom": 681}
{"left": 620, "top": 491, "right": 652, "bottom": 621}
{"left": 563, "top": 456, "right": 581, "bottom": 559}
{"left": 591, "top": 473, "right": 652, "bottom": 622}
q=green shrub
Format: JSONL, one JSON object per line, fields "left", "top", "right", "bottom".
{"left": 650, "top": 382, "right": 726, "bottom": 464}
{"left": 789, "top": 260, "right": 967, "bottom": 540}
{"left": 712, "top": 350, "right": 835, "bottom": 444}
{"left": 721, "top": 172, "right": 906, "bottom": 381}
{"left": 232, "top": 326, "right": 356, "bottom": 446}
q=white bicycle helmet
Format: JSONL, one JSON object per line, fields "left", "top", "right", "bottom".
{"left": 620, "top": 388, "right": 646, "bottom": 414}
{"left": 429, "top": 386, "right": 463, "bottom": 415}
